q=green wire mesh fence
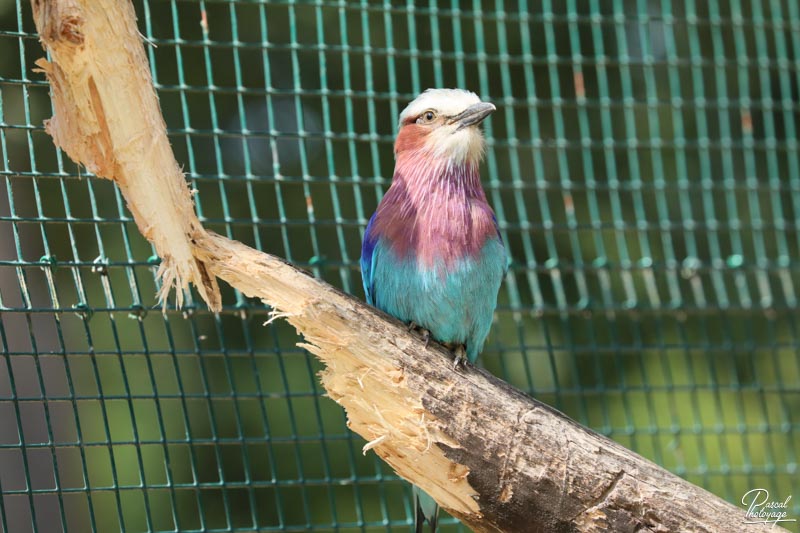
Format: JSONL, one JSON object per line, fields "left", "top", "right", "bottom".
{"left": 1, "top": 0, "right": 800, "bottom": 531}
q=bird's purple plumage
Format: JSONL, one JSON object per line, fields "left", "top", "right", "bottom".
{"left": 366, "top": 155, "right": 498, "bottom": 268}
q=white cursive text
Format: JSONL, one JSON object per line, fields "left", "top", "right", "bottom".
{"left": 741, "top": 488, "right": 796, "bottom": 528}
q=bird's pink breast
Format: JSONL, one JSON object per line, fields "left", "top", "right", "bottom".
{"left": 370, "top": 155, "right": 498, "bottom": 268}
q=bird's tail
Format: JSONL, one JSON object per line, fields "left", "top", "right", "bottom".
{"left": 413, "top": 485, "right": 439, "bottom": 533}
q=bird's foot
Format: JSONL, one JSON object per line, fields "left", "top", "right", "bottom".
{"left": 452, "top": 345, "right": 468, "bottom": 370}
{"left": 407, "top": 322, "right": 431, "bottom": 348}
{"left": 421, "top": 329, "right": 431, "bottom": 348}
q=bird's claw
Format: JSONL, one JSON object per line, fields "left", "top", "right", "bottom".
{"left": 407, "top": 322, "right": 431, "bottom": 348}
{"left": 452, "top": 345, "right": 467, "bottom": 370}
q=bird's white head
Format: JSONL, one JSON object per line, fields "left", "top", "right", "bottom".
{"left": 394, "top": 88, "right": 495, "bottom": 165}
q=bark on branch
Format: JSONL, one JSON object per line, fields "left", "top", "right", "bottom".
{"left": 30, "top": 1, "right": 781, "bottom": 531}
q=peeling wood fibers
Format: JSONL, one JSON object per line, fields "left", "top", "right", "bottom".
{"left": 194, "top": 233, "right": 483, "bottom": 520}
{"left": 30, "top": 0, "right": 221, "bottom": 310}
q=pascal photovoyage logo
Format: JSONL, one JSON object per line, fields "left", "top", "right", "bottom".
{"left": 741, "top": 488, "right": 796, "bottom": 528}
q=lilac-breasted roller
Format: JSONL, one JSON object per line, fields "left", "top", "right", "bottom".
{"left": 360, "top": 89, "right": 506, "bottom": 532}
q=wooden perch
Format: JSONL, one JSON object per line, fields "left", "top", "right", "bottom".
{"left": 30, "top": 1, "right": 782, "bottom": 531}
{"left": 195, "top": 233, "right": 781, "bottom": 533}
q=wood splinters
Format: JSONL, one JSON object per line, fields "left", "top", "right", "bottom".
{"left": 448, "top": 462, "right": 470, "bottom": 483}
{"left": 356, "top": 368, "right": 372, "bottom": 390}
{"left": 362, "top": 434, "right": 387, "bottom": 455}
{"left": 419, "top": 413, "right": 433, "bottom": 453}
{"left": 263, "top": 310, "right": 295, "bottom": 326}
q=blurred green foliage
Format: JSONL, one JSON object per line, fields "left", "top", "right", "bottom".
{"left": 1, "top": 0, "right": 799, "bottom": 531}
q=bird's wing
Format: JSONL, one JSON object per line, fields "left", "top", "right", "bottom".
{"left": 492, "top": 212, "right": 509, "bottom": 275}
{"left": 360, "top": 212, "right": 379, "bottom": 305}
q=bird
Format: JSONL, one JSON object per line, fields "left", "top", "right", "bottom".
{"left": 360, "top": 88, "right": 506, "bottom": 532}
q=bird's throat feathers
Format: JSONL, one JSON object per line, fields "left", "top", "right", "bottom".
{"left": 370, "top": 152, "right": 498, "bottom": 268}
{"left": 394, "top": 120, "right": 486, "bottom": 166}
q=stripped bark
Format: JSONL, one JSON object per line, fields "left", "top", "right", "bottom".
{"left": 30, "top": 0, "right": 220, "bottom": 310}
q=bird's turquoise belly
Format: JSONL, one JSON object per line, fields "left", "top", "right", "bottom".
{"left": 370, "top": 239, "right": 505, "bottom": 361}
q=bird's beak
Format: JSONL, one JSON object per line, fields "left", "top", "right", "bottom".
{"left": 449, "top": 102, "right": 496, "bottom": 131}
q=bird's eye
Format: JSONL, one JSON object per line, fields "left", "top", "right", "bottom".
{"left": 417, "top": 110, "right": 436, "bottom": 124}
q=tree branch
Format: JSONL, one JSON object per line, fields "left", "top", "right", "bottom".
{"left": 194, "top": 232, "right": 780, "bottom": 532}
{"left": 30, "top": 0, "right": 221, "bottom": 310}
{"left": 29, "top": 1, "right": 781, "bottom": 531}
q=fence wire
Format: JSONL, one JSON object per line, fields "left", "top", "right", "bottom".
{"left": 1, "top": 0, "right": 799, "bottom": 531}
